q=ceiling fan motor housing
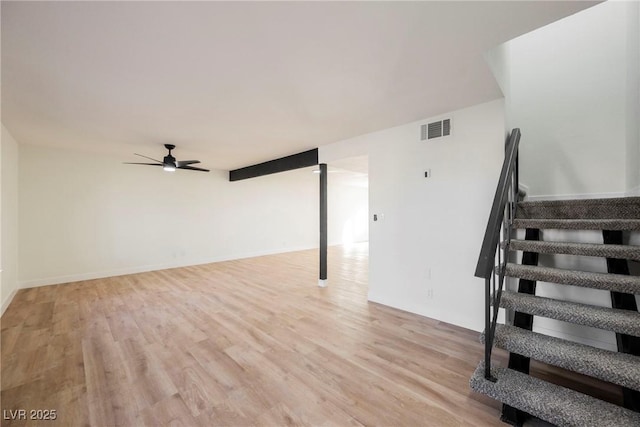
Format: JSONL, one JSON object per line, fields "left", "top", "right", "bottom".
{"left": 163, "top": 144, "right": 176, "bottom": 166}
{"left": 163, "top": 155, "right": 176, "bottom": 167}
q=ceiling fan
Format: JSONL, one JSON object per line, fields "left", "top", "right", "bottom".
{"left": 125, "top": 144, "right": 209, "bottom": 172}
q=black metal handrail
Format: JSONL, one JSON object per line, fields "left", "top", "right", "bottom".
{"left": 475, "top": 128, "right": 521, "bottom": 279}
{"left": 474, "top": 128, "right": 521, "bottom": 380}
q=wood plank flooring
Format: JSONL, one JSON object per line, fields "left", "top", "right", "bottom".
{"left": 1, "top": 243, "right": 612, "bottom": 426}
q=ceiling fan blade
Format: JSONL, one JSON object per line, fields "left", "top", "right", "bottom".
{"left": 178, "top": 165, "right": 210, "bottom": 172}
{"left": 123, "top": 162, "right": 163, "bottom": 166}
{"left": 176, "top": 160, "right": 200, "bottom": 167}
{"left": 134, "top": 153, "right": 163, "bottom": 163}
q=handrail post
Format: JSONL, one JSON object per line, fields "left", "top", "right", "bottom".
{"left": 484, "top": 277, "right": 492, "bottom": 380}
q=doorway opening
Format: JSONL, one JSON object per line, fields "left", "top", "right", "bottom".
{"left": 328, "top": 155, "right": 369, "bottom": 290}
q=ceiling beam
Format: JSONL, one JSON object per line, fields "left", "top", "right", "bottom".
{"left": 229, "top": 149, "right": 319, "bottom": 181}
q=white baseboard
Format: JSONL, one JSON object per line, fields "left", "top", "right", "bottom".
{"left": 519, "top": 181, "right": 640, "bottom": 201}
{"left": 1, "top": 288, "right": 18, "bottom": 316}
{"left": 19, "top": 244, "right": 319, "bottom": 289}
{"left": 627, "top": 186, "right": 640, "bottom": 197}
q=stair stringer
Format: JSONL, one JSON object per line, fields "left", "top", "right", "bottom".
{"left": 602, "top": 230, "right": 640, "bottom": 412}
{"left": 501, "top": 228, "right": 540, "bottom": 426}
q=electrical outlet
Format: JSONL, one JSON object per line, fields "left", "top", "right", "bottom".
{"left": 424, "top": 169, "right": 431, "bottom": 178}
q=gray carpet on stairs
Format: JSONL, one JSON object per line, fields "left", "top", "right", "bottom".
{"left": 473, "top": 196, "right": 640, "bottom": 425}
{"left": 505, "top": 263, "right": 640, "bottom": 294}
{"left": 469, "top": 362, "right": 640, "bottom": 427}
{"left": 500, "top": 291, "right": 640, "bottom": 337}
{"left": 509, "top": 239, "right": 640, "bottom": 261}
{"left": 512, "top": 218, "right": 640, "bottom": 231}
{"left": 516, "top": 197, "right": 640, "bottom": 219}
{"left": 483, "top": 324, "right": 640, "bottom": 391}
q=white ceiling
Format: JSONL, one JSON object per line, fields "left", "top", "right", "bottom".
{"left": 1, "top": 1, "right": 597, "bottom": 170}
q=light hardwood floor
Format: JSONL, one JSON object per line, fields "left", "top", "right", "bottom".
{"left": 1, "top": 244, "right": 615, "bottom": 426}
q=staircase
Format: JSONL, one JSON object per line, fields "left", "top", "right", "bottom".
{"left": 470, "top": 196, "right": 640, "bottom": 426}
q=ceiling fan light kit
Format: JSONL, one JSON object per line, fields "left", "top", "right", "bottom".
{"left": 124, "top": 144, "right": 210, "bottom": 173}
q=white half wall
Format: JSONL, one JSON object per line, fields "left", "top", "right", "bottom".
{"left": 322, "top": 99, "right": 505, "bottom": 332}
{"left": 18, "top": 144, "right": 367, "bottom": 287}
{"left": 487, "top": 1, "right": 639, "bottom": 198}
{"left": 1, "top": 125, "right": 20, "bottom": 314}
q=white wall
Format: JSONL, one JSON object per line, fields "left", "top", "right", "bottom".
{"left": 18, "top": 144, "right": 366, "bottom": 287}
{"left": 484, "top": 43, "right": 511, "bottom": 140}
{"left": 488, "top": 1, "right": 638, "bottom": 198}
{"left": 322, "top": 99, "right": 505, "bottom": 332}
{"left": 627, "top": 1, "right": 640, "bottom": 194}
{"left": 1, "top": 125, "right": 20, "bottom": 314}
{"left": 483, "top": 2, "right": 640, "bottom": 350}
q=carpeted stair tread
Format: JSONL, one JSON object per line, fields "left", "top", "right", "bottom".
{"left": 505, "top": 263, "right": 640, "bottom": 294}
{"left": 500, "top": 291, "right": 640, "bottom": 337}
{"left": 516, "top": 197, "right": 640, "bottom": 220}
{"left": 509, "top": 239, "right": 640, "bottom": 261}
{"left": 512, "top": 218, "right": 640, "bottom": 231}
{"left": 482, "top": 324, "right": 640, "bottom": 391}
{"left": 469, "top": 362, "right": 640, "bottom": 427}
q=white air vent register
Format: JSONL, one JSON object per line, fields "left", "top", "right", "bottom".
{"left": 421, "top": 119, "right": 451, "bottom": 141}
